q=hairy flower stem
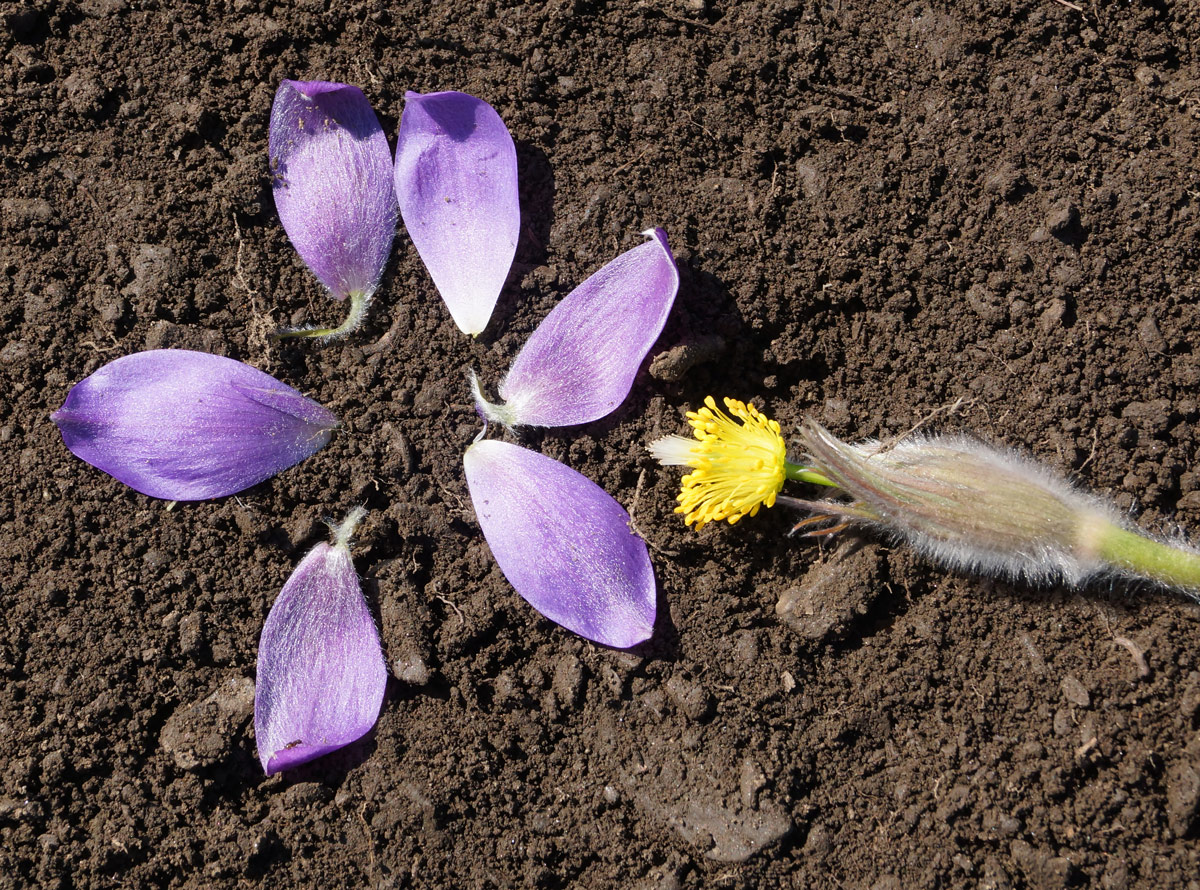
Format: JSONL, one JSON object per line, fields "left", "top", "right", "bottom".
{"left": 1091, "top": 521, "right": 1200, "bottom": 591}
{"left": 790, "top": 419, "right": 1200, "bottom": 595}
{"left": 273, "top": 290, "right": 370, "bottom": 342}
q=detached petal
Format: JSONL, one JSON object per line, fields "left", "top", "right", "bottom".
{"left": 476, "top": 228, "right": 679, "bottom": 428}
{"left": 255, "top": 508, "right": 386, "bottom": 775}
{"left": 395, "top": 90, "right": 519, "bottom": 336}
{"left": 269, "top": 80, "right": 396, "bottom": 314}
{"left": 463, "top": 440, "right": 656, "bottom": 648}
{"left": 51, "top": 349, "right": 337, "bottom": 500}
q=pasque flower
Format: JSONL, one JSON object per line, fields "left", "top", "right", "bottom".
{"left": 52, "top": 349, "right": 337, "bottom": 500}
{"left": 395, "top": 90, "right": 520, "bottom": 336}
{"left": 255, "top": 507, "right": 386, "bottom": 775}
{"left": 270, "top": 80, "right": 397, "bottom": 340}
{"left": 652, "top": 398, "right": 1200, "bottom": 595}
{"left": 472, "top": 228, "right": 679, "bottom": 428}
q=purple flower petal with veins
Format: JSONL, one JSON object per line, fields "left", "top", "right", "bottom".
{"left": 395, "top": 90, "right": 519, "bottom": 336}
{"left": 51, "top": 349, "right": 337, "bottom": 500}
{"left": 270, "top": 80, "right": 397, "bottom": 338}
{"left": 472, "top": 228, "right": 679, "bottom": 428}
{"left": 255, "top": 507, "right": 386, "bottom": 775}
{"left": 463, "top": 440, "right": 656, "bottom": 648}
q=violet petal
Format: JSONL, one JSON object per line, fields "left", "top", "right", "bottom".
{"left": 51, "top": 349, "right": 338, "bottom": 500}
{"left": 255, "top": 508, "right": 386, "bottom": 775}
{"left": 269, "top": 81, "right": 397, "bottom": 319}
{"left": 463, "top": 440, "right": 656, "bottom": 648}
{"left": 395, "top": 90, "right": 519, "bottom": 335}
{"left": 475, "top": 228, "right": 679, "bottom": 428}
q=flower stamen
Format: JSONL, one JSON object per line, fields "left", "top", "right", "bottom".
{"left": 652, "top": 395, "right": 788, "bottom": 530}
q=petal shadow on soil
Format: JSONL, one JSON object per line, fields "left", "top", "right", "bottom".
{"left": 259, "top": 723, "right": 382, "bottom": 787}
{"left": 478, "top": 141, "right": 555, "bottom": 346}
{"left": 631, "top": 579, "right": 681, "bottom": 663}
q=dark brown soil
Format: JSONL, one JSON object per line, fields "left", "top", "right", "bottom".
{"left": 5, "top": 0, "right": 1200, "bottom": 887}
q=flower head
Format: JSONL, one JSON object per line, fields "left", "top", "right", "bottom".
{"left": 649, "top": 396, "right": 788, "bottom": 530}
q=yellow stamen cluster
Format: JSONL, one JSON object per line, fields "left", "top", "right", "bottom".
{"left": 675, "top": 396, "right": 787, "bottom": 530}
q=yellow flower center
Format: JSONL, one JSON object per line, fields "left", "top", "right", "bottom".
{"left": 675, "top": 396, "right": 787, "bottom": 530}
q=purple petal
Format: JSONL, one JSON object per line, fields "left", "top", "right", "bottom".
{"left": 395, "top": 90, "right": 519, "bottom": 335}
{"left": 51, "top": 350, "right": 338, "bottom": 500}
{"left": 255, "top": 508, "right": 386, "bottom": 775}
{"left": 270, "top": 80, "right": 397, "bottom": 302}
{"left": 463, "top": 440, "right": 656, "bottom": 648}
{"left": 477, "top": 228, "right": 679, "bottom": 428}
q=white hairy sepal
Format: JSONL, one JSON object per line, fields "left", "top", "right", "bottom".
{"left": 792, "top": 420, "right": 1126, "bottom": 587}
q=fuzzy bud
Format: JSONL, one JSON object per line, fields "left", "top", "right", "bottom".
{"left": 787, "top": 420, "right": 1134, "bottom": 587}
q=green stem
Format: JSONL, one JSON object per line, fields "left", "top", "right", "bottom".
{"left": 273, "top": 290, "right": 370, "bottom": 342}
{"left": 1093, "top": 521, "right": 1200, "bottom": 590}
{"left": 785, "top": 461, "right": 836, "bottom": 488}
